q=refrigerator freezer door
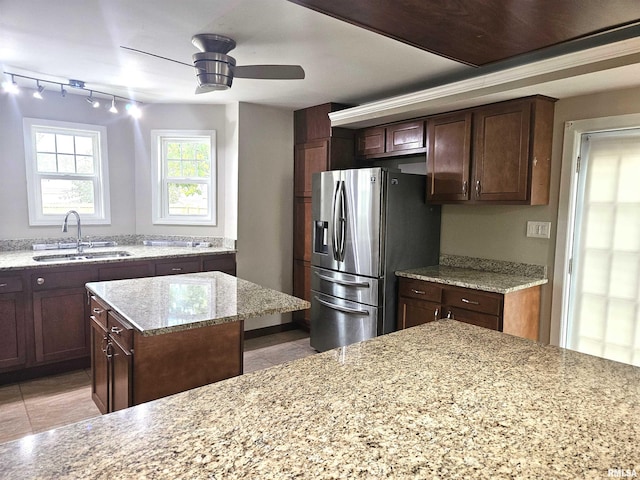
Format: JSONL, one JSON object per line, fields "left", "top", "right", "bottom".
{"left": 310, "top": 266, "right": 381, "bottom": 306}
{"left": 310, "top": 292, "right": 380, "bottom": 352}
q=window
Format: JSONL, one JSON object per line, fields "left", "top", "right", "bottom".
{"left": 23, "top": 118, "right": 110, "bottom": 225}
{"left": 151, "top": 130, "right": 216, "bottom": 225}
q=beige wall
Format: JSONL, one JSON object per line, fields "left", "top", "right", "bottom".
{"left": 236, "top": 103, "right": 294, "bottom": 330}
{"left": 440, "top": 85, "right": 640, "bottom": 343}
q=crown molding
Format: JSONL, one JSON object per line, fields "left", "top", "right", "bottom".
{"left": 329, "top": 36, "right": 640, "bottom": 128}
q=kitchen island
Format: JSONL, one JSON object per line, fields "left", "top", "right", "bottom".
{"left": 0, "top": 319, "right": 638, "bottom": 478}
{"left": 86, "top": 271, "right": 310, "bottom": 413}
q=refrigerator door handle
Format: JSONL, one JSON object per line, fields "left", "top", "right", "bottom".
{"left": 314, "top": 271, "right": 370, "bottom": 288}
{"left": 338, "top": 180, "right": 347, "bottom": 262}
{"left": 331, "top": 181, "right": 341, "bottom": 261}
{"left": 314, "top": 296, "right": 370, "bottom": 316}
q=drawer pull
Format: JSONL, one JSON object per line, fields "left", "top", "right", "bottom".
{"left": 36, "top": 277, "right": 45, "bottom": 285}
{"left": 111, "top": 326, "right": 123, "bottom": 335}
{"left": 434, "top": 308, "right": 439, "bottom": 322}
{"left": 0, "top": 283, "right": 7, "bottom": 288}
{"left": 92, "top": 308, "right": 104, "bottom": 314}
{"left": 411, "top": 289, "right": 426, "bottom": 295}
{"left": 171, "top": 267, "right": 183, "bottom": 272}
{"left": 461, "top": 298, "right": 480, "bottom": 305}
{"left": 446, "top": 310, "right": 453, "bottom": 319}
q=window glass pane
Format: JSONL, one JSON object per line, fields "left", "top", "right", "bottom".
{"left": 37, "top": 153, "right": 57, "bottom": 173}
{"left": 40, "top": 179, "right": 95, "bottom": 215}
{"left": 56, "top": 134, "right": 75, "bottom": 154}
{"left": 181, "top": 143, "right": 196, "bottom": 159}
{"left": 197, "top": 160, "right": 210, "bottom": 178}
{"left": 76, "top": 156, "right": 94, "bottom": 174}
{"left": 196, "top": 143, "right": 209, "bottom": 160}
{"left": 182, "top": 160, "right": 197, "bottom": 177}
{"left": 58, "top": 154, "right": 76, "bottom": 173}
{"left": 75, "top": 136, "right": 94, "bottom": 156}
{"left": 167, "top": 160, "right": 181, "bottom": 177}
{"left": 167, "top": 183, "right": 208, "bottom": 216}
{"left": 36, "top": 132, "right": 56, "bottom": 152}
{"left": 166, "top": 142, "right": 181, "bottom": 160}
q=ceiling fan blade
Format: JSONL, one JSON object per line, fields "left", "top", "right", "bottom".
{"left": 195, "top": 84, "right": 228, "bottom": 94}
{"left": 120, "top": 46, "right": 194, "bottom": 68}
{"left": 233, "top": 65, "right": 305, "bottom": 80}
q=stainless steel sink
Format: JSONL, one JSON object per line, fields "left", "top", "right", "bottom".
{"left": 33, "top": 251, "right": 132, "bottom": 262}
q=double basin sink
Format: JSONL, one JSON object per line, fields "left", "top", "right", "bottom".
{"left": 33, "top": 251, "right": 132, "bottom": 263}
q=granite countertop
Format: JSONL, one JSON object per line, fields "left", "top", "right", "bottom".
{"left": 0, "top": 244, "right": 235, "bottom": 272}
{"left": 86, "top": 271, "right": 310, "bottom": 336}
{"left": 1, "top": 320, "right": 638, "bottom": 479}
{"left": 396, "top": 265, "right": 548, "bottom": 294}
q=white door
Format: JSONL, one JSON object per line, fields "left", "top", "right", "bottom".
{"left": 564, "top": 129, "right": 640, "bottom": 366}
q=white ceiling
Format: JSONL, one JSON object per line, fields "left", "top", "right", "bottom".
{"left": 1, "top": 0, "right": 639, "bottom": 115}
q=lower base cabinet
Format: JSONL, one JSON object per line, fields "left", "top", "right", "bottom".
{"left": 90, "top": 295, "right": 243, "bottom": 414}
{"left": 397, "top": 277, "right": 540, "bottom": 340}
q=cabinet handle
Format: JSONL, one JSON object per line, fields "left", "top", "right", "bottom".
{"left": 0, "top": 283, "right": 7, "bottom": 288}
{"left": 446, "top": 310, "right": 454, "bottom": 319}
{"left": 475, "top": 180, "right": 481, "bottom": 197}
{"left": 111, "top": 326, "right": 123, "bottom": 335}
{"left": 462, "top": 181, "right": 467, "bottom": 195}
{"left": 105, "top": 342, "right": 114, "bottom": 359}
{"left": 36, "top": 277, "right": 45, "bottom": 285}
{"left": 461, "top": 298, "right": 480, "bottom": 305}
{"left": 411, "top": 289, "right": 426, "bottom": 295}
{"left": 92, "top": 307, "right": 104, "bottom": 314}
{"left": 171, "top": 267, "right": 182, "bottom": 272}
{"left": 434, "top": 308, "right": 439, "bottom": 321}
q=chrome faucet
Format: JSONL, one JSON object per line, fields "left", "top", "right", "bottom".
{"left": 62, "top": 210, "right": 84, "bottom": 253}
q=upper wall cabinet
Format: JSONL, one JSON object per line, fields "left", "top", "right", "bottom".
{"left": 427, "top": 96, "right": 556, "bottom": 205}
{"left": 356, "top": 120, "right": 425, "bottom": 159}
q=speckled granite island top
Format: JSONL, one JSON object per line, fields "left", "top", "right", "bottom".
{"left": 86, "top": 271, "right": 310, "bottom": 336}
{"left": 1, "top": 320, "right": 638, "bottom": 479}
{"left": 397, "top": 265, "right": 548, "bottom": 294}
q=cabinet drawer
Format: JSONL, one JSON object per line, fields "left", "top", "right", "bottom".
{"left": 0, "top": 276, "right": 23, "bottom": 294}
{"left": 446, "top": 307, "right": 500, "bottom": 331}
{"left": 32, "top": 269, "right": 96, "bottom": 291}
{"left": 398, "top": 278, "right": 441, "bottom": 302}
{"left": 99, "top": 262, "right": 154, "bottom": 281}
{"left": 203, "top": 254, "right": 236, "bottom": 275}
{"left": 442, "top": 286, "right": 501, "bottom": 315}
{"left": 155, "top": 260, "right": 200, "bottom": 276}
{"left": 107, "top": 312, "right": 134, "bottom": 352}
{"left": 89, "top": 296, "right": 109, "bottom": 329}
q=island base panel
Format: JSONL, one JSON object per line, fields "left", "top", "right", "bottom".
{"left": 132, "top": 321, "right": 243, "bottom": 405}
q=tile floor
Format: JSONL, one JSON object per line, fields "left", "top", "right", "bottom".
{"left": 0, "top": 328, "right": 315, "bottom": 445}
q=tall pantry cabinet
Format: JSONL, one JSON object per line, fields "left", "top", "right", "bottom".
{"left": 293, "top": 103, "right": 354, "bottom": 328}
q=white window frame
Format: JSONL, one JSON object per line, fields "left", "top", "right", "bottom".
{"left": 23, "top": 118, "right": 111, "bottom": 226}
{"left": 151, "top": 129, "right": 217, "bottom": 225}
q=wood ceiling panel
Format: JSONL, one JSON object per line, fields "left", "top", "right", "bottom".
{"left": 288, "top": 0, "right": 640, "bottom": 66}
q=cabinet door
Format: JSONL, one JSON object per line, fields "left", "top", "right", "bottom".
{"left": 90, "top": 317, "right": 109, "bottom": 414}
{"left": 427, "top": 112, "right": 472, "bottom": 202}
{"left": 0, "top": 292, "right": 26, "bottom": 371}
{"left": 110, "top": 339, "right": 132, "bottom": 412}
{"left": 33, "top": 287, "right": 89, "bottom": 364}
{"left": 293, "top": 260, "right": 311, "bottom": 328}
{"left": 293, "top": 197, "right": 312, "bottom": 262}
{"left": 473, "top": 100, "right": 531, "bottom": 202}
{"left": 202, "top": 254, "right": 237, "bottom": 276}
{"left": 387, "top": 121, "right": 425, "bottom": 153}
{"left": 294, "top": 140, "right": 329, "bottom": 196}
{"left": 398, "top": 297, "right": 441, "bottom": 329}
{"left": 355, "top": 127, "right": 385, "bottom": 156}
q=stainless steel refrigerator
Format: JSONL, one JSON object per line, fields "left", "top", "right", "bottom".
{"left": 310, "top": 167, "right": 441, "bottom": 351}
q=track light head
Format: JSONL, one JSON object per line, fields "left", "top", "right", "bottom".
{"left": 109, "top": 96, "right": 118, "bottom": 113}
{"left": 33, "top": 81, "right": 45, "bottom": 99}
{"left": 60, "top": 84, "right": 67, "bottom": 97}
{"left": 2, "top": 74, "right": 19, "bottom": 94}
{"left": 86, "top": 91, "right": 100, "bottom": 108}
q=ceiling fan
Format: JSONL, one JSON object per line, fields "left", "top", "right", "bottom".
{"left": 121, "top": 34, "right": 305, "bottom": 94}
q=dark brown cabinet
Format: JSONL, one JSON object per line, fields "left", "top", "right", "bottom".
{"left": 397, "top": 277, "right": 540, "bottom": 340}
{"left": 0, "top": 276, "right": 26, "bottom": 371}
{"left": 426, "top": 96, "right": 555, "bottom": 205}
{"left": 0, "top": 252, "right": 236, "bottom": 385}
{"left": 293, "top": 103, "right": 354, "bottom": 329}
{"left": 356, "top": 120, "right": 425, "bottom": 158}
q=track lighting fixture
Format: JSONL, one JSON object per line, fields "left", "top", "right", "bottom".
{"left": 2, "top": 74, "right": 19, "bottom": 94}
{"left": 33, "top": 81, "right": 45, "bottom": 99}
{"left": 2, "top": 71, "right": 141, "bottom": 118}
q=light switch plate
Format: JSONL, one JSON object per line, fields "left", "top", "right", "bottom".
{"left": 527, "top": 221, "right": 551, "bottom": 239}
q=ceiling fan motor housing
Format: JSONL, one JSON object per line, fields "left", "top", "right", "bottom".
{"left": 192, "top": 52, "right": 235, "bottom": 90}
